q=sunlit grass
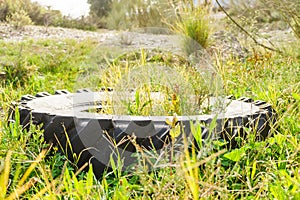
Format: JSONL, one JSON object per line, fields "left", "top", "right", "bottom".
{"left": 0, "top": 33, "right": 299, "bottom": 199}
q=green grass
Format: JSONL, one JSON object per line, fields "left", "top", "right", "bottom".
{"left": 0, "top": 39, "right": 97, "bottom": 110}
{"left": 0, "top": 34, "right": 299, "bottom": 199}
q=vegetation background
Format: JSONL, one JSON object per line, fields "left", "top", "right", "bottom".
{"left": 0, "top": 0, "right": 299, "bottom": 199}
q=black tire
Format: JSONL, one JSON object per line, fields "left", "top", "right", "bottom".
{"left": 9, "top": 89, "right": 276, "bottom": 178}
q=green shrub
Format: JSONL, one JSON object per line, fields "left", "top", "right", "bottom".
{"left": 6, "top": 9, "right": 32, "bottom": 30}
{"left": 0, "top": 0, "right": 18, "bottom": 20}
{"left": 0, "top": 0, "right": 36, "bottom": 22}
{"left": 0, "top": 0, "right": 97, "bottom": 31}
{"left": 25, "top": 1, "right": 46, "bottom": 24}
{"left": 0, "top": 0, "right": 46, "bottom": 28}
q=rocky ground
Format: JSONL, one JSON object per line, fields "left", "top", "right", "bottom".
{"left": 0, "top": 20, "right": 297, "bottom": 59}
{"left": 0, "top": 23, "right": 245, "bottom": 60}
{"left": 0, "top": 23, "right": 101, "bottom": 41}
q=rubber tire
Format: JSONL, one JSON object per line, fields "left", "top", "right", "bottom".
{"left": 9, "top": 89, "right": 276, "bottom": 178}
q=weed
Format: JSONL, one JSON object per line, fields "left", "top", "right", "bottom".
{"left": 167, "top": 0, "right": 212, "bottom": 56}
{"left": 78, "top": 48, "right": 214, "bottom": 116}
